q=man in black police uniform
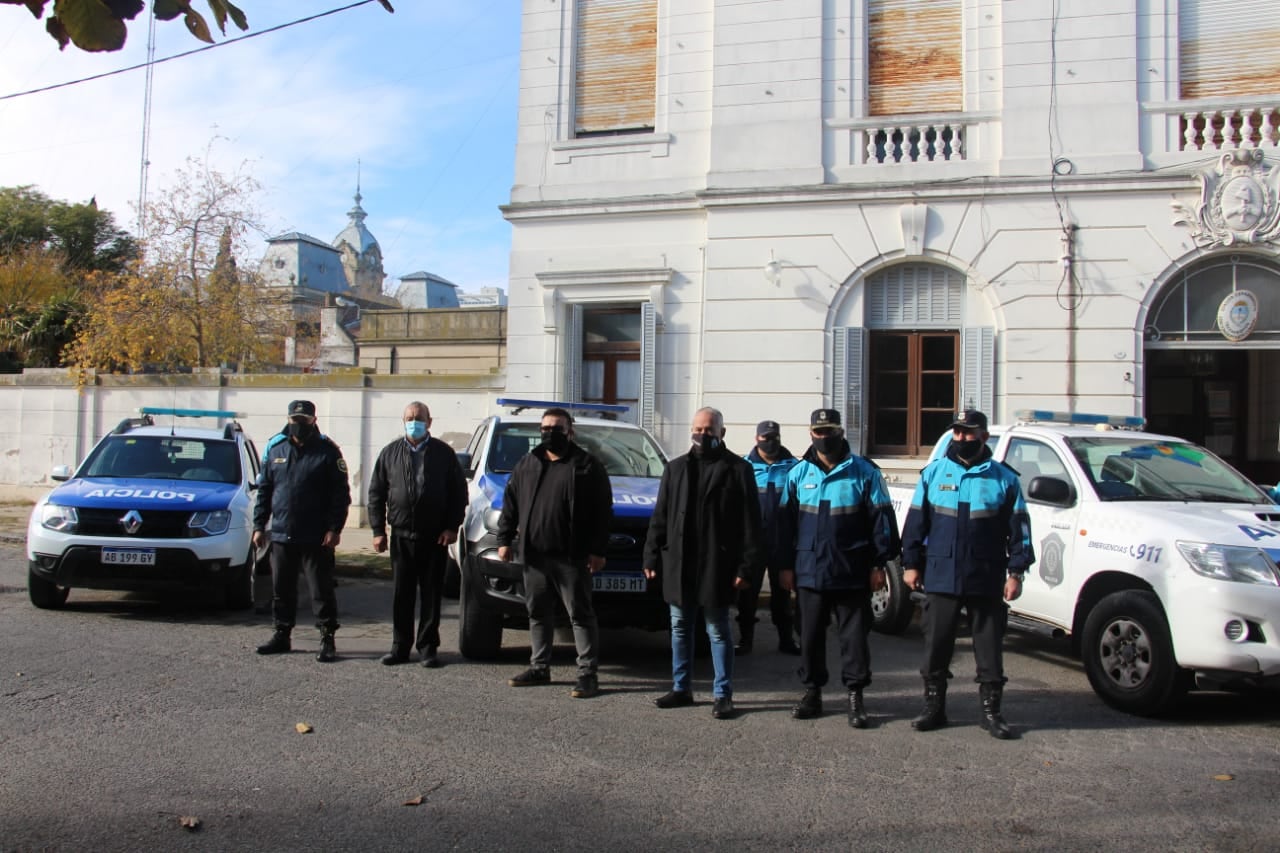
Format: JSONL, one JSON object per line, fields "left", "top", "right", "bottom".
{"left": 253, "top": 400, "right": 352, "bottom": 662}
{"left": 496, "top": 407, "right": 612, "bottom": 699}
{"left": 368, "top": 401, "right": 467, "bottom": 668}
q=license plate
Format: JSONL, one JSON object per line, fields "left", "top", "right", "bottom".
{"left": 592, "top": 572, "right": 646, "bottom": 593}
{"left": 101, "top": 548, "right": 156, "bottom": 566}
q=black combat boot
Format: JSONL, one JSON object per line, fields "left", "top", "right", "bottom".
{"left": 792, "top": 687, "right": 822, "bottom": 719}
{"left": 316, "top": 628, "right": 337, "bottom": 663}
{"left": 256, "top": 627, "right": 291, "bottom": 655}
{"left": 735, "top": 620, "right": 755, "bottom": 655}
{"left": 847, "top": 689, "right": 868, "bottom": 728}
{"left": 979, "top": 683, "right": 1013, "bottom": 740}
{"left": 911, "top": 678, "right": 948, "bottom": 732}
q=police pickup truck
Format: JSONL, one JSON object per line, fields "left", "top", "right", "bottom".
{"left": 26, "top": 408, "right": 261, "bottom": 610}
{"left": 448, "top": 399, "right": 669, "bottom": 659}
{"left": 877, "top": 410, "right": 1280, "bottom": 715}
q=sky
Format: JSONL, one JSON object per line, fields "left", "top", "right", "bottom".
{"left": 0, "top": 1, "right": 522, "bottom": 294}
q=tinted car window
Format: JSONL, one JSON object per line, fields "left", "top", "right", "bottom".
{"left": 81, "top": 436, "right": 242, "bottom": 484}
{"left": 490, "top": 423, "right": 665, "bottom": 477}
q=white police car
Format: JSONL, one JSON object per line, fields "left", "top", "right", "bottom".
{"left": 881, "top": 410, "right": 1280, "bottom": 715}
{"left": 26, "top": 408, "right": 262, "bottom": 610}
{"left": 448, "top": 399, "right": 669, "bottom": 659}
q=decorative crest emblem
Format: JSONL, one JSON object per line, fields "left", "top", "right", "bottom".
{"left": 1217, "top": 289, "right": 1259, "bottom": 342}
{"left": 1172, "top": 149, "right": 1280, "bottom": 246}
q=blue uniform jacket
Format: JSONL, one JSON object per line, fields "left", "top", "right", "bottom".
{"left": 254, "top": 433, "right": 351, "bottom": 546}
{"left": 780, "top": 443, "right": 901, "bottom": 591}
{"left": 900, "top": 446, "right": 1035, "bottom": 597}
{"left": 745, "top": 445, "right": 800, "bottom": 573}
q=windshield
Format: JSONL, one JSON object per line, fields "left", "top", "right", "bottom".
{"left": 79, "top": 436, "right": 242, "bottom": 485}
{"left": 489, "top": 423, "right": 666, "bottom": 477}
{"left": 1066, "top": 436, "right": 1267, "bottom": 503}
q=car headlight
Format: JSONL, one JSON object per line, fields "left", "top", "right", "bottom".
{"left": 40, "top": 504, "right": 78, "bottom": 533}
{"left": 189, "top": 510, "right": 232, "bottom": 536}
{"left": 1176, "top": 541, "right": 1280, "bottom": 586}
{"left": 483, "top": 508, "right": 503, "bottom": 533}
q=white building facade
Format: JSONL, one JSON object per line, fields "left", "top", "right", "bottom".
{"left": 502, "top": 0, "right": 1280, "bottom": 481}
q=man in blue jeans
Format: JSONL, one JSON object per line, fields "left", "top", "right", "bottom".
{"left": 644, "top": 407, "right": 764, "bottom": 719}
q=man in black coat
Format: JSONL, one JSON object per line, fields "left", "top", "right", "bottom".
{"left": 644, "top": 407, "right": 765, "bottom": 720}
{"left": 367, "top": 401, "right": 467, "bottom": 668}
{"left": 253, "top": 400, "right": 351, "bottom": 662}
{"left": 496, "top": 407, "right": 612, "bottom": 700}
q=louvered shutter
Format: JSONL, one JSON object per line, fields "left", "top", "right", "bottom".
{"left": 868, "top": 0, "right": 962, "bottom": 116}
{"left": 575, "top": 0, "right": 658, "bottom": 134}
{"left": 1180, "top": 0, "right": 1276, "bottom": 98}
{"left": 566, "top": 304, "right": 584, "bottom": 403}
{"left": 639, "top": 301, "right": 656, "bottom": 432}
{"left": 866, "top": 265, "right": 961, "bottom": 328}
{"left": 960, "top": 326, "right": 994, "bottom": 416}
{"left": 833, "top": 327, "right": 866, "bottom": 455}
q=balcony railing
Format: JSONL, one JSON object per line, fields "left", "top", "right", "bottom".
{"left": 1148, "top": 97, "right": 1280, "bottom": 153}
{"left": 828, "top": 112, "right": 995, "bottom": 167}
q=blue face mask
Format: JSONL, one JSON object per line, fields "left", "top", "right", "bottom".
{"left": 404, "top": 420, "right": 428, "bottom": 441}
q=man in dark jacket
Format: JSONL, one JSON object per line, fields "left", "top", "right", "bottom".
{"left": 496, "top": 407, "right": 612, "bottom": 699}
{"left": 737, "top": 419, "right": 801, "bottom": 655}
{"left": 367, "top": 401, "right": 467, "bottom": 668}
{"left": 644, "top": 407, "right": 764, "bottom": 720}
{"left": 779, "top": 408, "right": 900, "bottom": 727}
{"left": 253, "top": 400, "right": 351, "bottom": 662}
{"left": 901, "top": 409, "right": 1035, "bottom": 739}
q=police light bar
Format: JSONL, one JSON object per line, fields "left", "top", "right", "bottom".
{"left": 1014, "top": 409, "right": 1145, "bottom": 429}
{"left": 496, "top": 398, "right": 630, "bottom": 415}
{"left": 139, "top": 407, "right": 242, "bottom": 419}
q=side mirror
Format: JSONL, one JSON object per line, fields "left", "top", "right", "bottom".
{"left": 51, "top": 464, "right": 72, "bottom": 482}
{"left": 1028, "top": 475, "right": 1073, "bottom": 506}
{"left": 455, "top": 451, "right": 473, "bottom": 476}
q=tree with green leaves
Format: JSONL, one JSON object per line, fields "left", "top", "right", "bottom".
{"left": 2, "top": 0, "right": 247, "bottom": 53}
{"left": 0, "top": 186, "right": 137, "bottom": 273}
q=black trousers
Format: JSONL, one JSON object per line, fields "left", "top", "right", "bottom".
{"left": 270, "top": 542, "right": 338, "bottom": 631}
{"left": 523, "top": 551, "right": 599, "bottom": 676}
{"left": 920, "top": 593, "right": 1008, "bottom": 684}
{"left": 797, "top": 587, "right": 872, "bottom": 690}
{"left": 736, "top": 563, "right": 795, "bottom": 637}
{"left": 390, "top": 533, "right": 448, "bottom": 653}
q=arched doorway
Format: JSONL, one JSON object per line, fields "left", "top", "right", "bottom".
{"left": 1143, "top": 253, "right": 1280, "bottom": 483}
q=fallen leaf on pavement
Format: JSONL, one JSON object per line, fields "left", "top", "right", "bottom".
{"left": 179, "top": 815, "right": 202, "bottom": 831}
{"left": 403, "top": 796, "right": 425, "bottom": 806}
{"left": 295, "top": 722, "right": 314, "bottom": 734}
{"left": 1212, "top": 774, "right": 1234, "bottom": 781}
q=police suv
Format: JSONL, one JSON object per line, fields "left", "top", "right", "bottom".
{"left": 877, "top": 410, "right": 1280, "bottom": 715}
{"left": 448, "top": 399, "right": 669, "bottom": 659}
{"left": 26, "top": 408, "right": 262, "bottom": 610}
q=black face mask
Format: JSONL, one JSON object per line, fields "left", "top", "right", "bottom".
{"left": 757, "top": 437, "right": 781, "bottom": 457}
{"left": 690, "top": 433, "right": 721, "bottom": 455}
{"left": 953, "top": 438, "right": 983, "bottom": 459}
{"left": 287, "top": 421, "right": 316, "bottom": 441}
{"left": 812, "top": 433, "right": 843, "bottom": 456}
{"left": 540, "top": 428, "right": 570, "bottom": 455}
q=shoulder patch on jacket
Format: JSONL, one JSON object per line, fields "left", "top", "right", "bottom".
{"left": 336, "top": 458, "right": 348, "bottom": 474}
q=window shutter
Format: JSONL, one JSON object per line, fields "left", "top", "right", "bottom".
{"left": 575, "top": 0, "right": 658, "bottom": 135}
{"left": 566, "top": 304, "right": 584, "bottom": 403}
{"left": 866, "top": 264, "right": 961, "bottom": 329}
{"left": 960, "top": 326, "right": 994, "bottom": 415}
{"left": 833, "top": 327, "right": 866, "bottom": 455}
{"left": 639, "top": 301, "right": 657, "bottom": 432}
{"left": 1179, "top": 0, "right": 1275, "bottom": 99}
{"left": 868, "top": 0, "right": 962, "bottom": 116}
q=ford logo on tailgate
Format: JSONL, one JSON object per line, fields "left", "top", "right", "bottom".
{"left": 608, "top": 533, "right": 637, "bottom": 549}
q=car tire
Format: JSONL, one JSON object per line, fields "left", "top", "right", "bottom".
{"left": 225, "top": 547, "right": 255, "bottom": 610}
{"left": 28, "top": 565, "right": 69, "bottom": 609}
{"left": 1081, "top": 590, "right": 1189, "bottom": 716}
{"left": 871, "top": 559, "right": 915, "bottom": 635}
{"left": 457, "top": 554, "right": 502, "bottom": 660}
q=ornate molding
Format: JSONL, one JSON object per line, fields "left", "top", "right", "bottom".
{"left": 1172, "top": 149, "right": 1280, "bottom": 246}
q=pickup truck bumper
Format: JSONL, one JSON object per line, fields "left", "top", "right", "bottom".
{"left": 1166, "top": 579, "right": 1280, "bottom": 678}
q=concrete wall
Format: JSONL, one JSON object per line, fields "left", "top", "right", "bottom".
{"left": 0, "top": 369, "right": 505, "bottom": 519}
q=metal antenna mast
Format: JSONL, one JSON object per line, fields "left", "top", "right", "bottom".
{"left": 136, "top": 7, "right": 157, "bottom": 237}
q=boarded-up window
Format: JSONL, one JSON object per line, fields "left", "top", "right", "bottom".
{"left": 1179, "top": 0, "right": 1279, "bottom": 99}
{"left": 868, "top": 0, "right": 962, "bottom": 116}
{"left": 575, "top": 0, "right": 657, "bottom": 136}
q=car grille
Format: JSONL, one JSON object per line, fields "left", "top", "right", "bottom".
{"left": 75, "top": 508, "right": 193, "bottom": 538}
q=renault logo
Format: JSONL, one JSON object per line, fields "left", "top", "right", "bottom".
{"left": 120, "top": 510, "right": 143, "bottom": 535}
{"left": 608, "top": 533, "right": 636, "bottom": 549}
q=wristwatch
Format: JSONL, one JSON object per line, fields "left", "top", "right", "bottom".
{"left": 1008, "top": 572, "right": 1025, "bottom": 581}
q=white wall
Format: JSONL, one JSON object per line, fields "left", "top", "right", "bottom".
{"left": 0, "top": 371, "right": 503, "bottom": 518}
